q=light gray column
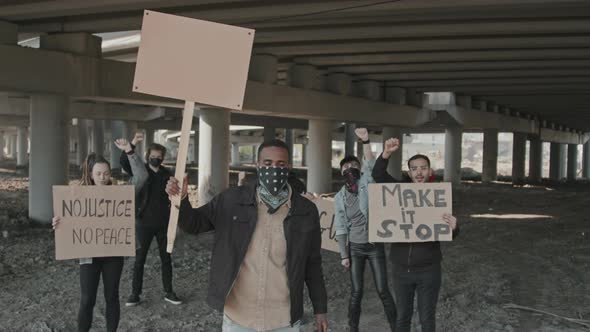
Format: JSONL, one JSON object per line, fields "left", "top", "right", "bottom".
{"left": 512, "top": 132, "right": 527, "bottom": 185}
{"left": 559, "top": 143, "right": 567, "bottom": 179}
{"left": 0, "top": 131, "right": 4, "bottom": 160}
{"left": 16, "top": 126, "right": 28, "bottom": 166}
{"left": 344, "top": 123, "right": 356, "bottom": 157}
{"left": 145, "top": 129, "right": 155, "bottom": 146}
{"left": 382, "top": 127, "right": 404, "bottom": 180}
{"left": 75, "top": 120, "right": 88, "bottom": 166}
{"left": 302, "top": 143, "right": 308, "bottom": 167}
{"left": 444, "top": 126, "right": 463, "bottom": 186}
{"left": 109, "top": 120, "right": 129, "bottom": 168}
{"left": 198, "top": 109, "right": 230, "bottom": 204}
{"left": 583, "top": 141, "right": 590, "bottom": 179}
{"left": 29, "top": 94, "right": 69, "bottom": 224}
{"left": 528, "top": 136, "right": 543, "bottom": 183}
{"left": 251, "top": 144, "right": 257, "bottom": 163}
{"left": 482, "top": 129, "right": 499, "bottom": 182}
{"left": 567, "top": 144, "right": 579, "bottom": 180}
{"left": 192, "top": 132, "right": 199, "bottom": 164}
{"left": 90, "top": 120, "right": 105, "bottom": 156}
{"left": 549, "top": 143, "right": 565, "bottom": 180}
{"left": 308, "top": 119, "right": 333, "bottom": 194}
{"left": 9, "top": 134, "right": 17, "bottom": 159}
{"left": 285, "top": 129, "right": 294, "bottom": 165}
{"left": 231, "top": 143, "right": 240, "bottom": 166}
{"left": 263, "top": 127, "right": 276, "bottom": 142}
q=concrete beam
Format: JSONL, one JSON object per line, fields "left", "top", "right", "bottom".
{"left": 540, "top": 128, "right": 589, "bottom": 145}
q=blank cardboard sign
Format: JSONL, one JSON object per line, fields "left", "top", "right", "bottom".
{"left": 133, "top": 10, "right": 255, "bottom": 110}
{"left": 368, "top": 183, "right": 453, "bottom": 243}
{"left": 53, "top": 185, "right": 136, "bottom": 260}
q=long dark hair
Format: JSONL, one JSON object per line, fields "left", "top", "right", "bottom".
{"left": 80, "top": 153, "right": 112, "bottom": 185}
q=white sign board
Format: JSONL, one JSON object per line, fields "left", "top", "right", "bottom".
{"left": 368, "top": 183, "right": 453, "bottom": 243}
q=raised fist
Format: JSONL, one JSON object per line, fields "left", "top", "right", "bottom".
{"left": 382, "top": 138, "right": 400, "bottom": 159}
{"left": 355, "top": 128, "right": 369, "bottom": 142}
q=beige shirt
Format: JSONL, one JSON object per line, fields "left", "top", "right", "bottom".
{"left": 224, "top": 188, "right": 292, "bottom": 331}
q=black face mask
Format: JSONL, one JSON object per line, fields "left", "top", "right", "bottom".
{"left": 258, "top": 166, "right": 289, "bottom": 196}
{"left": 343, "top": 167, "right": 361, "bottom": 193}
{"left": 149, "top": 158, "right": 163, "bottom": 167}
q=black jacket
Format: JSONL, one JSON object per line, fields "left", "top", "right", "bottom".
{"left": 177, "top": 181, "right": 328, "bottom": 325}
{"left": 372, "top": 154, "right": 459, "bottom": 272}
{"left": 120, "top": 150, "right": 172, "bottom": 227}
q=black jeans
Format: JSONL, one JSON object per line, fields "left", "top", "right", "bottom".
{"left": 131, "top": 225, "right": 173, "bottom": 296}
{"left": 392, "top": 264, "right": 441, "bottom": 332}
{"left": 78, "top": 257, "right": 124, "bottom": 332}
{"left": 349, "top": 242, "right": 396, "bottom": 331}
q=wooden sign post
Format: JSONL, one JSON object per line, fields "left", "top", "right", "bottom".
{"left": 368, "top": 183, "right": 453, "bottom": 243}
{"left": 132, "top": 10, "right": 254, "bottom": 253}
{"left": 53, "top": 185, "right": 136, "bottom": 260}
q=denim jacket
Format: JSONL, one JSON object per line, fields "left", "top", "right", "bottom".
{"left": 334, "top": 157, "right": 376, "bottom": 237}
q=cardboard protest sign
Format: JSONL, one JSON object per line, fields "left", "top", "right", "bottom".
{"left": 132, "top": 10, "right": 255, "bottom": 252}
{"left": 133, "top": 10, "right": 255, "bottom": 110}
{"left": 368, "top": 183, "right": 453, "bottom": 243}
{"left": 52, "top": 185, "right": 135, "bottom": 260}
{"left": 314, "top": 198, "right": 340, "bottom": 253}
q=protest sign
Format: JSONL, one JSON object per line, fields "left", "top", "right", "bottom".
{"left": 132, "top": 10, "right": 255, "bottom": 252}
{"left": 368, "top": 183, "right": 453, "bottom": 243}
{"left": 53, "top": 185, "right": 135, "bottom": 260}
{"left": 314, "top": 198, "right": 340, "bottom": 253}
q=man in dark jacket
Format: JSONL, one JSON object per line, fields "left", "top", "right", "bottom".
{"left": 166, "top": 139, "right": 328, "bottom": 332}
{"left": 372, "top": 137, "right": 459, "bottom": 332}
{"left": 121, "top": 133, "right": 181, "bottom": 306}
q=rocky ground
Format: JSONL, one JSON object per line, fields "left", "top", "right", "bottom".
{"left": 0, "top": 159, "right": 589, "bottom": 331}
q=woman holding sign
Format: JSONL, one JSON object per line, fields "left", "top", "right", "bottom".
{"left": 372, "top": 138, "right": 459, "bottom": 332}
{"left": 52, "top": 139, "right": 148, "bottom": 332}
{"left": 334, "top": 128, "right": 397, "bottom": 332}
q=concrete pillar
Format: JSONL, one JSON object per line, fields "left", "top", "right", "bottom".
{"left": 0, "top": 131, "right": 5, "bottom": 160}
{"left": 382, "top": 127, "right": 404, "bottom": 180}
{"left": 308, "top": 120, "right": 333, "bottom": 194}
{"left": 583, "top": 141, "right": 590, "bottom": 179}
{"left": 444, "top": 126, "right": 463, "bottom": 186}
{"left": 344, "top": 123, "right": 356, "bottom": 157}
{"left": 192, "top": 132, "right": 199, "bottom": 164}
{"left": 75, "top": 120, "right": 88, "bottom": 166}
{"left": 231, "top": 143, "right": 240, "bottom": 166}
{"left": 549, "top": 143, "right": 566, "bottom": 180}
{"left": 567, "top": 144, "right": 579, "bottom": 181}
{"left": 110, "top": 120, "right": 129, "bottom": 168}
{"left": 263, "top": 127, "right": 276, "bottom": 141}
{"left": 29, "top": 94, "right": 69, "bottom": 224}
{"left": 9, "top": 134, "right": 17, "bottom": 159}
{"left": 559, "top": 144, "right": 567, "bottom": 179}
{"left": 302, "top": 143, "right": 308, "bottom": 167}
{"left": 90, "top": 120, "right": 105, "bottom": 156}
{"left": 528, "top": 136, "right": 543, "bottom": 183}
{"left": 145, "top": 129, "right": 155, "bottom": 146}
{"left": 198, "top": 109, "right": 230, "bottom": 205}
{"left": 252, "top": 144, "right": 258, "bottom": 164}
{"left": 17, "top": 126, "right": 28, "bottom": 166}
{"left": 285, "top": 128, "right": 294, "bottom": 165}
{"left": 512, "top": 132, "right": 527, "bottom": 185}
{"left": 482, "top": 129, "right": 499, "bottom": 182}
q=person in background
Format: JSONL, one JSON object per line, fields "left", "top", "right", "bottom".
{"left": 333, "top": 128, "right": 396, "bottom": 332}
{"left": 53, "top": 138, "right": 148, "bottom": 332}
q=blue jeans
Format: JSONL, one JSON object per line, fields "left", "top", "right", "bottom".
{"left": 222, "top": 314, "right": 301, "bottom": 332}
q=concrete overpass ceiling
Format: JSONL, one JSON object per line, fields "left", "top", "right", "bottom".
{"left": 1, "top": 0, "right": 590, "bottom": 130}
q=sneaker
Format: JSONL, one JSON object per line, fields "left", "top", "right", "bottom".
{"left": 164, "top": 292, "right": 182, "bottom": 305}
{"left": 125, "top": 294, "right": 140, "bottom": 307}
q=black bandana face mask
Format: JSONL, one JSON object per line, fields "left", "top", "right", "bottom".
{"left": 343, "top": 167, "right": 361, "bottom": 193}
{"left": 258, "top": 166, "right": 289, "bottom": 196}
